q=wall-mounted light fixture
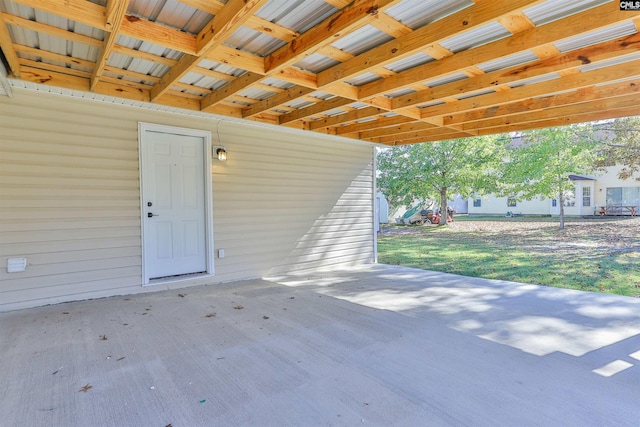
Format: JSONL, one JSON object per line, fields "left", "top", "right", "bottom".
{"left": 213, "top": 146, "right": 227, "bottom": 161}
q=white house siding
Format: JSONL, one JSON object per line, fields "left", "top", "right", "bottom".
{"left": 468, "top": 196, "right": 550, "bottom": 216}
{"left": 0, "top": 89, "right": 375, "bottom": 311}
{"left": 593, "top": 165, "right": 640, "bottom": 211}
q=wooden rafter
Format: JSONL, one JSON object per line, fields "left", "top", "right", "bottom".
{"left": 150, "top": 0, "right": 269, "bottom": 101}
{"left": 91, "top": 0, "right": 129, "bottom": 91}
{"left": 1, "top": 0, "right": 639, "bottom": 145}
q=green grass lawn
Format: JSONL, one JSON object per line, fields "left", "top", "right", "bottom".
{"left": 378, "top": 218, "right": 640, "bottom": 297}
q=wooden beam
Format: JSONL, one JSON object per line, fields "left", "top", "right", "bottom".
{"left": 196, "top": 0, "right": 268, "bottom": 55}
{"left": 0, "top": 12, "right": 22, "bottom": 77}
{"left": 278, "top": 97, "right": 355, "bottom": 124}
{"left": 464, "top": 91, "right": 640, "bottom": 131}
{"left": 476, "top": 106, "right": 640, "bottom": 135}
{"left": 265, "top": 0, "right": 399, "bottom": 74}
{"left": 103, "top": 65, "right": 160, "bottom": 84}
{"left": 208, "top": 46, "right": 265, "bottom": 75}
{"left": 369, "top": 12, "right": 412, "bottom": 38}
{"left": 243, "top": 16, "right": 300, "bottom": 42}
{"left": 308, "top": 106, "right": 386, "bottom": 130}
{"left": 176, "top": 0, "right": 224, "bottom": 15}
{"left": 111, "top": 45, "right": 177, "bottom": 68}
{"left": 150, "top": 0, "right": 269, "bottom": 101}
{"left": 120, "top": 15, "right": 197, "bottom": 55}
{"left": 2, "top": 14, "right": 103, "bottom": 49}
{"left": 357, "top": 3, "right": 640, "bottom": 99}
{"left": 335, "top": 115, "right": 414, "bottom": 135}
{"left": 362, "top": 122, "right": 475, "bottom": 143}
{"left": 10, "top": 0, "right": 104, "bottom": 29}
{"left": 445, "top": 79, "right": 640, "bottom": 126}
{"left": 357, "top": 121, "right": 437, "bottom": 139}
{"left": 200, "top": 72, "right": 264, "bottom": 111}
{"left": 14, "top": 44, "right": 95, "bottom": 70}
{"left": 420, "top": 59, "right": 640, "bottom": 120}
{"left": 379, "top": 130, "right": 474, "bottom": 145}
{"left": 391, "top": 31, "right": 640, "bottom": 111}
{"left": 317, "top": 0, "right": 544, "bottom": 87}
{"left": 18, "top": 58, "right": 92, "bottom": 79}
{"left": 242, "top": 86, "right": 315, "bottom": 117}
{"left": 91, "top": 0, "right": 129, "bottom": 91}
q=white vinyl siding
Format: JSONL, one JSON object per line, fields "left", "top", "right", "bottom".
{"left": 0, "top": 89, "right": 374, "bottom": 311}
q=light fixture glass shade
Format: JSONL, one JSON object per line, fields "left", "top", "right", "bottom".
{"left": 216, "top": 148, "right": 227, "bottom": 161}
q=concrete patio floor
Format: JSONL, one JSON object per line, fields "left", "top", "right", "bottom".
{"left": 1, "top": 264, "right": 639, "bottom": 426}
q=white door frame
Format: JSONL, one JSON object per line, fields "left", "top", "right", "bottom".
{"left": 138, "top": 122, "right": 214, "bottom": 285}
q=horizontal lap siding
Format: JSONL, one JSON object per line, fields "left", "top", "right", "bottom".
{"left": 211, "top": 122, "right": 374, "bottom": 279}
{"left": 0, "top": 91, "right": 142, "bottom": 309}
{"left": 0, "top": 89, "right": 374, "bottom": 310}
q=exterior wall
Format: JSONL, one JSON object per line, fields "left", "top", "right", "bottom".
{"left": 470, "top": 165, "right": 639, "bottom": 217}
{"left": 469, "top": 195, "right": 550, "bottom": 216}
{"left": 0, "top": 89, "right": 375, "bottom": 311}
{"left": 549, "top": 180, "right": 595, "bottom": 217}
{"left": 593, "top": 165, "right": 640, "bottom": 211}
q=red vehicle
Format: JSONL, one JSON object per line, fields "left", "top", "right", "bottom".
{"left": 417, "top": 207, "right": 454, "bottom": 225}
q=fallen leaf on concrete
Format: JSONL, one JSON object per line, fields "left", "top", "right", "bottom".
{"left": 234, "top": 305, "right": 244, "bottom": 310}
{"left": 79, "top": 384, "right": 92, "bottom": 393}
{"left": 289, "top": 297, "right": 295, "bottom": 300}
{"left": 263, "top": 316, "right": 269, "bottom": 319}
{"left": 99, "top": 335, "right": 107, "bottom": 341}
{"left": 141, "top": 312, "right": 147, "bottom": 315}
{"left": 117, "top": 357, "right": 125, "bottom": 361}
{"left": 205, "top": 312, "right": 216, "bottom": 318}
{"left": 62, "top": 312, "right": 70, "bottom": 315}
{"left": 178, "top": 293, "right": 186, "bottom": 298}
{"left": 166, "top": 424, "right": 173, "bottom": 427}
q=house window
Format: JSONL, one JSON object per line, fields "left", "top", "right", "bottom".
{"left": 507, "top": 198, "right": 517, "bottom": 207}
{"left": 607, "top": 187, "right": 640, "bottom": 207}
{"left": 552, "top": 199, "right": 557, "bottom": 207}
{"left": 473, "top": 198, "right": 481, "bottom": 207}
{"left": 582, "top": 187, "right": 591, "bottom": 207}
{"left": 563, "top": 189, "right": 576, "bottom": 207}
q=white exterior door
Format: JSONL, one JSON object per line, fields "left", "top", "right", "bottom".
{"left": 140, "top": 124, "right": 212, "bottom": 281}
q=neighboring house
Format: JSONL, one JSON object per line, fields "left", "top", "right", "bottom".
{"left": 469, "top": 165, "right": 639, "bottom": 216}
{"left": 0, "top": 88, "right": 376, "bottom": 311}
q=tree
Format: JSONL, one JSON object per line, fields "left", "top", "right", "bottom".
{"left": 377, "top": 135, "right": 507, "bottom": 226}
{"left": 597, "top": 116, "right": 640, "bottom": 180}
{"left": 501, "top": 124, "right": 598, "bottom": 229}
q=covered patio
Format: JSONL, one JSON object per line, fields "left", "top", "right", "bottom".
{"left": 2, "top": 264, "right": 638, "bottom": 426}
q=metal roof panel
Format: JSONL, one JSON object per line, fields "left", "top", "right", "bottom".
{"left": 385, "top": 52, "right": 434, "bottom": 74}
{"left": 294, "top": 53, "right": 340, "bottom": 73}
{"left": 555, "top": 20, "right": 638, "bottom": 53}
{"left": 523, "top": 0, "right": 610, "bottom": 26}
{"left": 331, "top": 25, "right": 394, "bottom": 56}
{"left": 258, "top": 0, "right": 336, "bottom": 33}
{"left": 385, "top": 0, "right": 473, "bottom": 30}
{"left": 440, "top": 21, "right": 511, "bottom": 53}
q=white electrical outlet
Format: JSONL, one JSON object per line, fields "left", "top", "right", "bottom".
{"left": 218, "top": 249, "right": 225, "bottom": 259}
{"left": 7, "top": 258, "right": 27, "bottom": 273}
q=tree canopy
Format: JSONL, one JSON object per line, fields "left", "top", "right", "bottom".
{"left": 377, "top": 135, "right": 507, "bottom": 223}
{"left": 597, "top": 116, "right": 640, "bottom": 181}
{"left": 501, "top": 123, "right": 599, "bottom": 229}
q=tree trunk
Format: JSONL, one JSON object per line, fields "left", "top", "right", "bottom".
{"left": 558, "top": 191, "right": 565, "bottom": 230}
{"left": 439, "top": 188, "right": 448, "bottom": 227}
